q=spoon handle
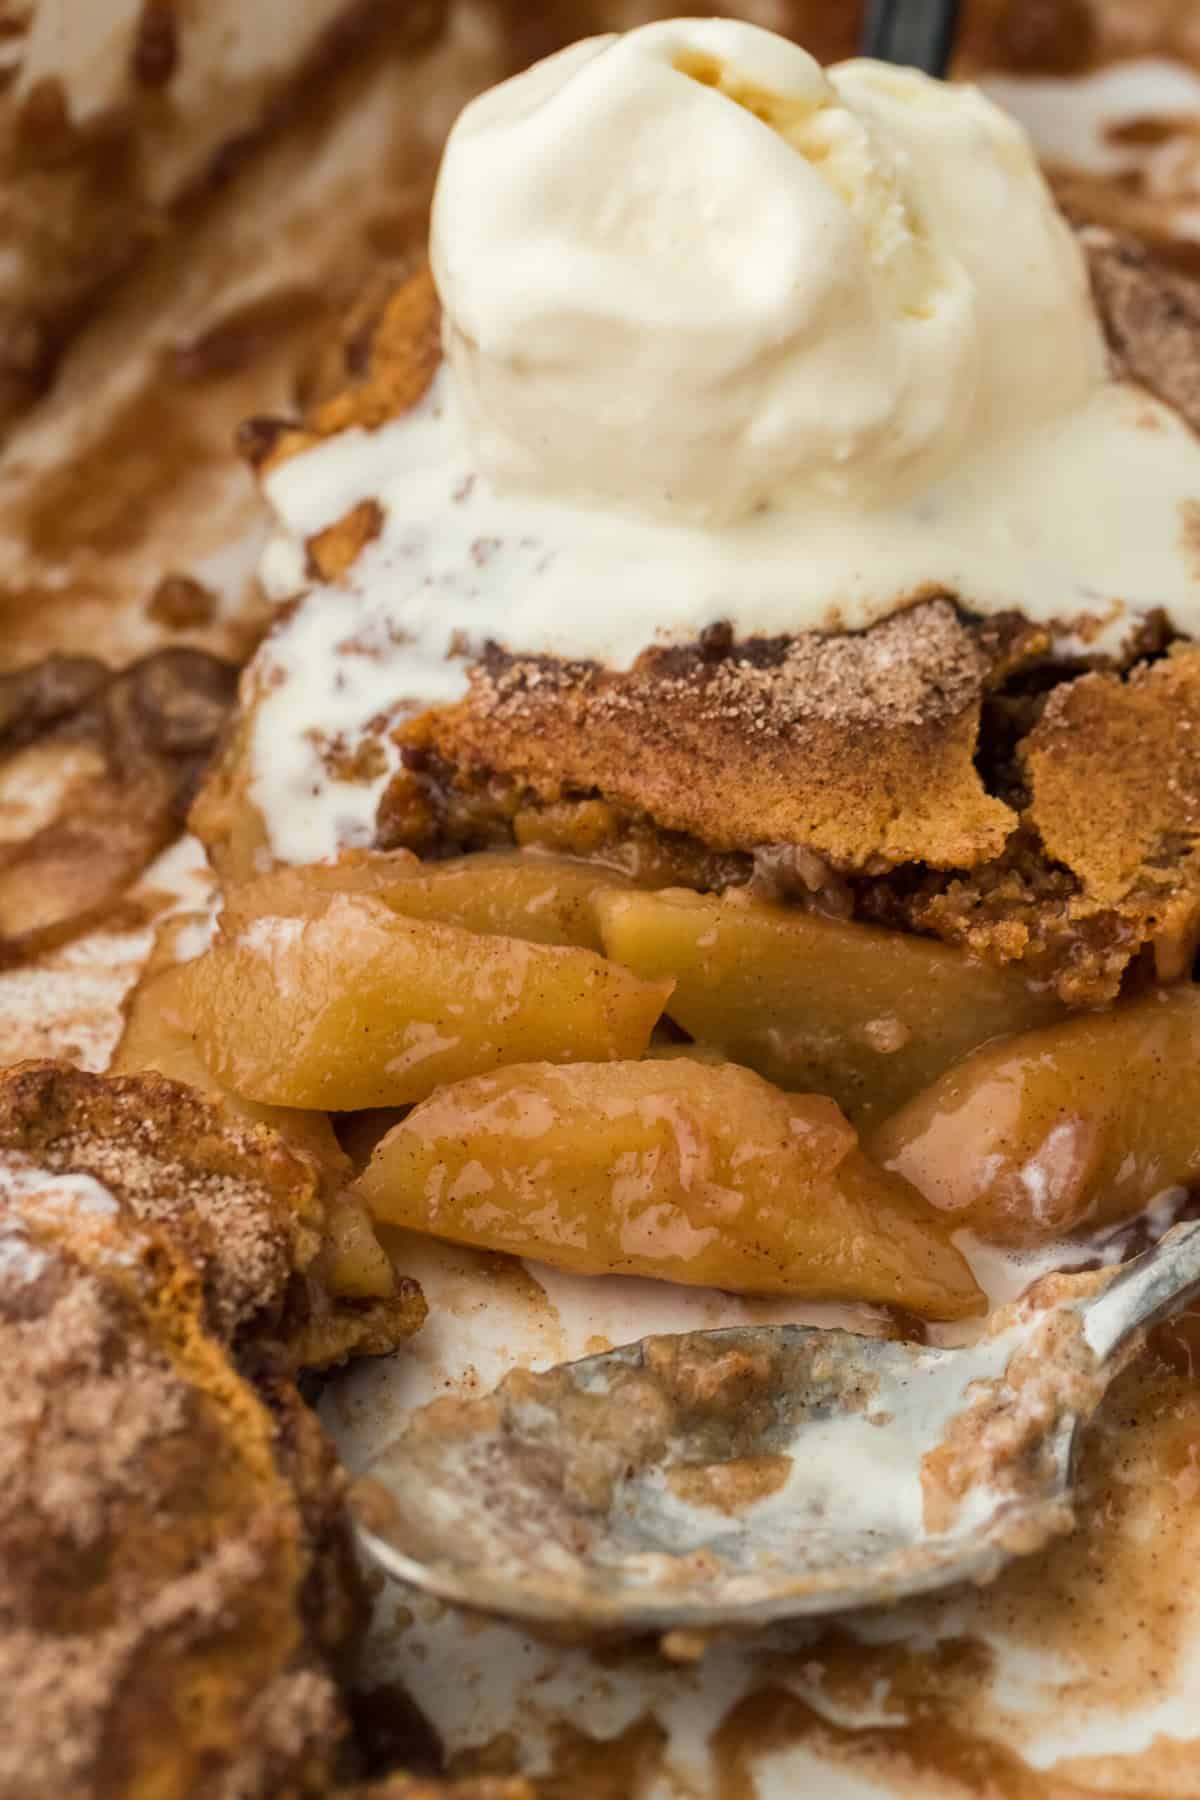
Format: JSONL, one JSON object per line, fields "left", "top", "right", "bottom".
{"left": 860, "top": 0, "right": 963, "bottom": 77}
{"left": 1081, "top": 1219, "right": 1200, "bottom": 1364}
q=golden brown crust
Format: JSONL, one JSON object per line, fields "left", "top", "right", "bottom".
{"left": 308, "top": 498, "right": 385, "bottom": 584}
{"left": 0, "top": 1059, "right": 428, "bottom": 1370}
{"left": 1023, "top": 643, "right": 1200, "bottom": 907}
{"left": 859, "top": 644, "right": 1200, "bottom": 1006}
{"left": 109, "top": 968, "right": 430, "bottom": 1364}
{"left": 243, "top": 266, "right": 442, "bottom": 591}
{"left": 0, "top": 1060, "right": 323, "bottom": 1343}
{"left": 0, "top": 1061, "right": 366, "bottom": 1799}
{"left": 256, "top": 264, "right": 441, "bottom": 479}
{"left": 413, "top": 604, "right": 1017, "bottom": 873}
{"left": 1017, "top": 644, "right": 1200, "bottom": 989}
{"left": 859, "top": 830, "right": 1153, "bottom": 1009}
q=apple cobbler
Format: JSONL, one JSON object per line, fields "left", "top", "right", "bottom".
{"left": 164, "top": 21, "right": 1200, "bottom": 1326}
{"left": 6, "top": 2, "right": 1200, "bottom": 1793}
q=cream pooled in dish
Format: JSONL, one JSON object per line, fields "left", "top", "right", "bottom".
{"left": 251, "top": 17, "right": 1200, "bottom": 864}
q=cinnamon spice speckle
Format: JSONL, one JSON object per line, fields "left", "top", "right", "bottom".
{"left": 131, "top": 0, "right": 178, "bottom": 88}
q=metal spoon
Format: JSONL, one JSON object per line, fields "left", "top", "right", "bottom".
{"left": 354, "top": 1221, "right": 1200, "bottom": 1636}
{"left": 860, "top": 0, "right": 963, "bottom": 77}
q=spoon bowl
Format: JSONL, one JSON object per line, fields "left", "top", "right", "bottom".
{"left": 355, "top": 1221, "right": 1200, "bottom": 1635}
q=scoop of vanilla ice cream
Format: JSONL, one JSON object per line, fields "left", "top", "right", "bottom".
{"left": 430, "top": 18, "right": 1106, "bottom": 525}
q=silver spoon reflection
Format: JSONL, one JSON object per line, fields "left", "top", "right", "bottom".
{"left": 353, "top": 1221, "right": 1200, "bottom": 1636}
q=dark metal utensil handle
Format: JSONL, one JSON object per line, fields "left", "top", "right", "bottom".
{"left": 860, "top": 0, "right": 963, "bottom": 76}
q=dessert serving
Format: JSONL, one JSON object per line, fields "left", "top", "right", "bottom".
{"left": 6, "top": 1, "right": 1200, "bottom": 1793}
{"left": 179, "top": 16, "right": 1200, "bottom": 1304}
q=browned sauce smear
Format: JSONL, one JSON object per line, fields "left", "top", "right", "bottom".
{"left": 493, "top": 1325, "right": 1200, "bottom": 1796}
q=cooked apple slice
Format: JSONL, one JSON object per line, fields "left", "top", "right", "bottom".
{"left": 597, "top": 888, "right": 1062, "bottom": 1124}
{"left": 118, "top": 953, "right": 346, "bottom": 1171}
{"left": 175, "top": 894, "right": 670, "bottom": 1111}
{"left": 222, "top": 849, "right": 629, "bottom": 950}
{"left": 357, "top": 1059, "right": 984, "bottom": 1318}
{"left": 869, "top": 987, "right": 1200, "bottom": 1245}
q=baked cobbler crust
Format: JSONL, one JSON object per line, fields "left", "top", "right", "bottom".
{"left": 0, "top": 1062, "right": 366, "bottom": 1798}
{"left": 410, "top": 602, "right": 1016, "bottom": 873}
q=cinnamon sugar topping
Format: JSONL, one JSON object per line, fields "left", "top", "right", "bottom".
{"left": 416, "top": 600, "right": 1016, "bottom": 873}
{"left": 688, "top": 596, "right": 985, "bottom": 730}
{"left": 0, "top": 1062, "right": 363, "bottom": 1799}
{"left": 237, "top": 207, "right": 1200, "bottom": 877}
{"left": 0, "top": 1063, "right": 322, "bottom": 1341}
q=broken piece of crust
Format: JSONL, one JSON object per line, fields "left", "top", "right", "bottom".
{"left": 1023, "top": 643, "right": 1200, "bottom": 980}
{"left": 0, "top": 1060, "right": 321, "bottom": 1343}
{"left": 411, "top": 607, "right": 1017, "bottom": 872}
{"left": 244, "top": 264, "right": 442, "bottom": 486}
{"left": 862, "top": 647, "right": 1200, "bottom": 1006}
{"left": 0, "top": 1062, "right": 425, "bottom": 1367}
{"left": 232, "top": 269, "right": 1018, "bottom": 875}
{"left": 1024, "top": 643, "right": 1200, "bottom": 905}
{"left": 0, "top": 1061, "right": 367, "bottom": 1799}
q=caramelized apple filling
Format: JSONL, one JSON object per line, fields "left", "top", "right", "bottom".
{"left": 595, "top": 887, "right": 1064, "bottom": 1125}
{"left": 357, "top": 1058, "right": 983, "bottom": 1318}
{"left": 869, "top": 988, "right": 1200, "bottom": 1244}
{"left": 163, "top": 125, "right": 1200, "bottom": 1324}
{"left": 175, "top": 884, "right": 671, "bottom": 1111}
{"left": 152, "top": 845, "right": 1200, "bottom": 1312}
{"left": 113, "top": 922, "right": 426, "bottom": 1365}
